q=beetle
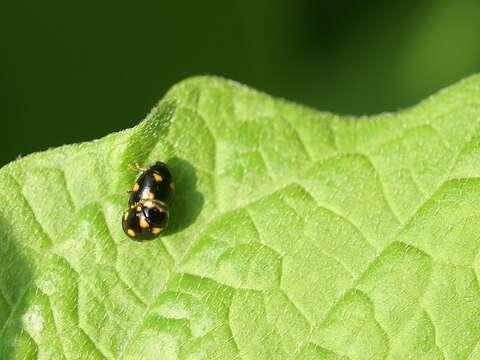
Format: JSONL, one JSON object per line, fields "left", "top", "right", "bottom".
{"left": 128, "top": 161, "right": 175, "bottom": 206}
{"left": 122, "top": 162, "right": 174, "bottom": 241}
{"left": 122, "top": 200, "right": 169, "bottom": 241}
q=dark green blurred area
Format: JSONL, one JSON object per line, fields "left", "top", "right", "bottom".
{"left": 2, "top": 0, "right": 480, "bottom": 167}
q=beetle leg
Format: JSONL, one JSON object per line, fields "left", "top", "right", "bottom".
{"left": 128, "top": 162, "right": 147, "bottom": 172}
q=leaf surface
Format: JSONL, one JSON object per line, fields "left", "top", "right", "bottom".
{"left": 1, "top": 76, "right": 480, "bottom": 359}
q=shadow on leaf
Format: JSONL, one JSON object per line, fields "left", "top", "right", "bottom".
{"left": 164, "top": 157, "right": 204, "bottom": 235}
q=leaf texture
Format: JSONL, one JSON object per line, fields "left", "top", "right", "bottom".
{"left": 1, "top": 76, "right": 480, "bottom": 359}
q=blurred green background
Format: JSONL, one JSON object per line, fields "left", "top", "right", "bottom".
{"left": 2, "top": 0, "right": 480, "bottom": 167}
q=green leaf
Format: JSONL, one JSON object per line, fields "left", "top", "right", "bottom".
{"left": 1, "top": 75, "right": 480, "bottom": 359}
